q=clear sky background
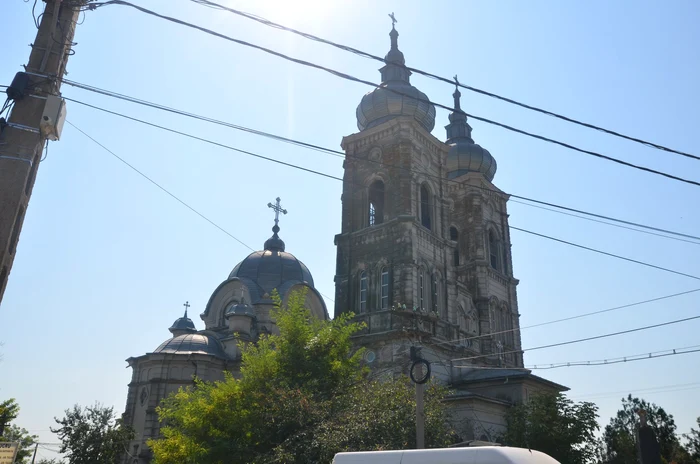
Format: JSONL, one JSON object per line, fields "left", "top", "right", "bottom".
{"left": 1, "top": 0, "right": 699, "bottom": 460}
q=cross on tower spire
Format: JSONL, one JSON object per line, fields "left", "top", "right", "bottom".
{"left": 183, "top": 301, "right": 190, "bottom": 318}
{"left": 389, "top": 12, "right": 397, "bottom": 28}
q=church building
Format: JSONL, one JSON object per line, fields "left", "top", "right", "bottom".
{"left": 120, "top": 22, "right": 565, "bottom": 463}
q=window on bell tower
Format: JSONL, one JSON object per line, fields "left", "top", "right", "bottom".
{"left": 380, "top": 267, "right": 390, "bottom": 309}
{"left": 418, "top": 270, "right": 425, "bottom": 310}
{"left": 368, "top": 180, "right": 385, "bottom": 226}
{"left": 420, "top": 184, "right": 431, "bottom": 230}
{"left": 489, "top": 230, "right": 502, "bottom": 271}
{"left": 450, "top": 226, "right": 460, "bottom": 266}
{"left": 359, "top": 271, "right": 367, "bottom": 313}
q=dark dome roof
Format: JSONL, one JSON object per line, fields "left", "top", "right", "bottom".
{"left": 447, "top": 142, "right": 497, "bottom": 182}
{"left": 356, "top": 26, "right": 435, "bottom": 134}
{"left": 229, "top": 249, "right": 314, "bottom": 294}
{"left": 169, "top": 315, "right": 196, "bottom": 331}
{"left": 444, "top": 85, "right": 497, "bottom": 182}
{"left": 154, "top": 333, "right": 225, "bottom": 357}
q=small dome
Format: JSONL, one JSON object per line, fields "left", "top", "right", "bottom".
{"left": 169, "top": 315, "right": 195, "bottom": 332}
{"left": 444, "top": 82, "right": 497, "bottom": 182}
{"left": 356, "top": 25, "right": 435, "bottom": 133}
{"left": 154, "top": 333, "right": 225, "bottom": 358}
{"left": 225, "top": 301, "right": 255, "bottom": 318}
{"left": 447, "top": 142, "right": 497, "bottom": 182}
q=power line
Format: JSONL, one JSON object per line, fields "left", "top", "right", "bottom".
{"left": 570, "top": 381, "right": 700, "bottom": 400}
{"left": 65, "top": 97, "right": 700, "bottom": 284}
{"left": 435, "top": 287, "right": 700, "bottom": 348}
{"left": 66, "top": 120, "right": 255, "bottom": 252}
{"left": 65, "top": 120, "right": 337, "bottom": 304}
{"left": 525, "top": 344, "right": 700, "bottom": 370}
{"left": 31, "top": 73, "right": 699, "bottom": 244}
{"left": 509, "top": 199, "right": 700, "bottom": 246}
{"left": 510, "top": 226, "right": 700, "bottom": 281}
{"left": 188, "top": 0, "right": 700, "bottom": 163}
{"left": 450, "top": 314, "right": 700, "bottom": 363}
{"left": 88, "top": 1, "right": 700, "bottom": 188}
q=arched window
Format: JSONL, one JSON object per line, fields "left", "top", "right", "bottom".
{"left": 418, "top": 270, "right": 425, "bottom": 310}
{"left": 431, "top": 274, "right": 438, "bottom": 313}
{"left": 450, "top": 226, "right": 460, "bottom": 266}
{"left": 368, "top": 180, "right": 385, "bottom": 226}
{"left": 489, "top": 230, "right": 501, "bottom": 271}
{"left": 420, "top": 184, "right": 431, "bottom": 230}
{"left": 359, "top": 271, "right": 367, "bottom": 313}
{"left": 380, "top": 267, "right": 390, "bottom": 309}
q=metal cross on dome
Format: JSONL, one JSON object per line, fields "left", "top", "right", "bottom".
{"left": 267, "top": 197, "right": 287, "bottom": 227}
{"left": 389, "top": 12, "right": 397, "bottom": 27}
{"left": 183, "top": 301, "right": 190, "bottom": 318}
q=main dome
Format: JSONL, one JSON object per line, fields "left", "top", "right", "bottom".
{"left": 228, "top": 225, "right": 314, "bottom": 294}
{"left": 356, "top": 26, "right": 435, "bottom": 133}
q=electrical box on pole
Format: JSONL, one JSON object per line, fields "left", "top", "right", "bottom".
{"left": 0, "top": 1, "right": 81, "bottom": 303}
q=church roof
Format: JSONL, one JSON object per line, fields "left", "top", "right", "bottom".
{"left": 356, "top": 23, "right": 436, "bottom": 133}
{"left": 153, "top": 333, "right": 225, "bottom": 358}
{"left": 229, "top": 206, "right": 315, "bottom": 296}
{"left": 445, "top": 79, "right": 497, "bottom": 182}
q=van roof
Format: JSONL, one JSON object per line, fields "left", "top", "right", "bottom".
{"left": 333, "top": 446, "right": 560, "bottom": 464}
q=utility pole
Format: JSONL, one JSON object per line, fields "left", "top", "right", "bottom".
{"left": 410, "top": 346, "right": 431, "bottom": 449}
{"left": 0, "top": 0, "right": 80, "bottom": 304}
{"left": 30, "top": 443, "right": 39, "bottom": 464}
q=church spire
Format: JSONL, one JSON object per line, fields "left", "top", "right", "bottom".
{"left": 380, "top": 13, "right": 410, "bottom": 83}
{"left": 445, "top": 76, "right": 474, "bottom": 143}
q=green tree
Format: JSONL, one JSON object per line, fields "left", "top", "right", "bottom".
{"left": 149, "top": 289, "right": 454, "bottom": 464}
{"left": 600, "top": 395, "right": 681, "bottom": 464}
{"left": 0, "top": 398, "right": 20, "bottom": 436}
{"left": 684, "top": 417, "right": 700, "bottom": 462}
{"left": 51, "top": 403, "right": 134, "bottom": 464}
{"left": 498, "top": 392, "right": 599, "bottom": 464}
{"left": 0, "top": 424, "right": 37, "bottom": 464}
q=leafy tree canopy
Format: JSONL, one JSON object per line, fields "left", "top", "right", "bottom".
{"left": 0, "top": 424, "right": 37, "bottom": 464}
{"left": 51, "top": 403, "right": 134, "bottom": 464}
{"left": 149, "top": 289, "right": 454, "bottom": 464}
{"left": 498, "top": 392, "right": 599, "bottom": 464}
{"left": 599, "top": 395, "right": 690, "bottom": 464}
{"left": 0, "top": 398, "right": 20, "bottom": 435}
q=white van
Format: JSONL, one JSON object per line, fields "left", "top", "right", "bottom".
{"left": 332, "top": 446, "right": 560, "bottom": 464}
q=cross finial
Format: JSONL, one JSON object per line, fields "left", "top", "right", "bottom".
{"left": 389, "top": 12, "right": 397, "bottom": 28}
{"left": 454, "top": 75, "right": 459, "bottom": 88}
{"left": 183, "top": 301, "right": 190, "bottom": 318}
{"left": 267, "top": 197, "right": 287, "bottom": 228}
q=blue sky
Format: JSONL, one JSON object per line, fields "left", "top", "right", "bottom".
{"left": 1, "top": 0, "right": 699, "bottom": 459}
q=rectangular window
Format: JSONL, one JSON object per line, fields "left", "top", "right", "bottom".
{"left": 419, "top": 272, "right": 424, "bottom": 310}
{"left": 369, "top": 203, "right": 376, "bottom": 226}
{"left": 431, "top": 275, "right": 438, "bottom": 313}
{"left": 381, "top": 268, "right": 389, "bottom": 309}
{"left": 359, "top": 272, "right": 367, "bottom": 313}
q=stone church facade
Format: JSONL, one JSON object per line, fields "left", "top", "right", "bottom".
{"left": 120, "top": 24, "right": 565, "bottom": 464}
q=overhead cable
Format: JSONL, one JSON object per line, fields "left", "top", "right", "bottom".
{"left": 449, "top": 314, "right": 700, "bottom": 363}
{"left": 65, "top": 97, "right": 700, "bottom": 283}
{"left": 33, "top": 74, "right": 699, "bottom": 244}
{"left": 188, "top": 0, "right": 700, "bottom": 163}
{"left": 87, "top": 1, "right": 700, "bottom": 187}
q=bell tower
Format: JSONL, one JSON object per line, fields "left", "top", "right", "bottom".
{"left": 334, "top": 24, "right": 523, "bottom": 370}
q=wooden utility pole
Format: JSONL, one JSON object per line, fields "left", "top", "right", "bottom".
{"left": 0, "top": 0, "right": 80, "bottom": 304}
